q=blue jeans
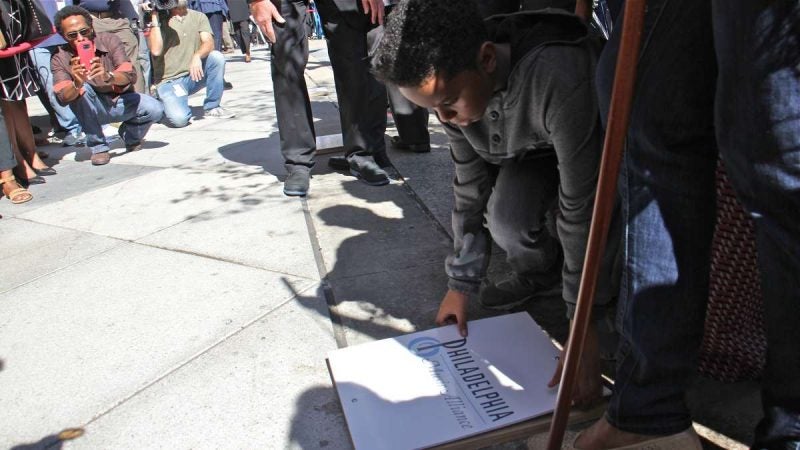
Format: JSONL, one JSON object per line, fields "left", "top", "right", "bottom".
{"left": 155, "top": 50, "right": 226, "bottom": 128}
{"left": 69, "top": 85, "right": 164, "bottom": 154}
{"left": 600, "top": 0, "right": 800, "bottom": 446}
{"left": 30, "top": 47, "right": 82, "bottom": 136}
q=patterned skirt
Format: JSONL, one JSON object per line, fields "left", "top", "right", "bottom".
{"left": 0, "top": 52, "right": 41, "bottom": 100}
{"left": 0, "top": 0, "right": 43, "bottom": 101}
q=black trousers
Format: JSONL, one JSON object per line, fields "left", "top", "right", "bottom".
{"left": 270, "top": 0, "right": 316, "bottom": 170}
{"left": 233, "top": 20, "right": 251, "bottom": 54}
{"left": 315, "top": 0, "right": 386, "bottom": 157}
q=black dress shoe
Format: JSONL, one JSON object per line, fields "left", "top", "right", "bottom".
{"left": 21, "top": 175, "right": 46, "bottom": 186}
{"left": 283, "top": 168, "right": 310, "bottom": 197}
{"left": 348, "top": 154, "right": 389, "bottom": 186}
{"left": 34, "top": 167, "right": 57, "bottom": 176}
{"left": 327, "top": 155, "right": 349, "bottom": 171}
{"left": 391, "top": 136, "right": 431, "bottom": 153}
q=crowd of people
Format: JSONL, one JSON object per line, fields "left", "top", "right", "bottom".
{"left": 2, "top": 0, "right": 798, "bottom": 448}
{"left": 0, "top": 0, "right": 250, "bottom": 203}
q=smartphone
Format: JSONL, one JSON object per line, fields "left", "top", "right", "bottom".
{"left": 76, "top": 41, "right": 95, "bottom": 72}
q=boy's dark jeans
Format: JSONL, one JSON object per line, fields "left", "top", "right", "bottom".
{"left": 599, "top": 0, "right": 800, "bottom": 445}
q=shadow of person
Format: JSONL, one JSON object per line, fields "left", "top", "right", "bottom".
{"left": 287, "top": 385, "right": 351, "bottom": 450}
{"left": 10, "top": 428, "right": 84, "bottom": 450}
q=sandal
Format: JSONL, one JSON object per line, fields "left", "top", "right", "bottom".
{"left": 0, "top": 175, "right": 33, "bottom": 204}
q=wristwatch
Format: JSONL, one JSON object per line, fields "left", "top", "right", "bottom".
{"left": 105, "top": 71, "right": 114, "bottom": 83}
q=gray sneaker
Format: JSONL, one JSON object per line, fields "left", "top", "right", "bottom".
{"left": 205, "top": 107, "right": 236, "bottom": 119}
{"left": 62, "top": 132, "right": 86, "bottom": 147}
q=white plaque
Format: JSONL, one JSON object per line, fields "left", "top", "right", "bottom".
{"left": 327, "top": 312, "right": 562, "bottom": 450}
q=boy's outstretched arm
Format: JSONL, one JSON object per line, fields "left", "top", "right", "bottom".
{"left": 437, "top": 122, "right": 493, "bottom": 336}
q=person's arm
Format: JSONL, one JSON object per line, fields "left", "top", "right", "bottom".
{"left": 248, "top": 0, "right": 285, "bottom": 43}
{"left": 51, "top": 52, "right": 87, "bottom": 105}
{"left": 435, "top": 122, "right": 493, "bottom": 337}
{"left": 188, "top": 30, "right": 214, "bottom": 81}
{"left": 539, "top": 45, "right": 606, "bottom": 408}
{"left": 360, "top": 0, "right": 384, "bottom": 25}
{"left": 146, "top": 10, "right": 164, "bottom": 56}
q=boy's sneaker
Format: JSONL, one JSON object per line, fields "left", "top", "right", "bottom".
{"left": 205, "top": 107, "right": 236, "bottom": 119}
{"left": 479, "top": 273, "right": 562, "bottom": 310}
{"left": 348, "top": 154, "right": 389, "bottom": 186}
{"left": 283, "top": 168, "right": 310, "bottom": 197}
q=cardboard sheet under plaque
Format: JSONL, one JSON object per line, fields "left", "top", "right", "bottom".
{"left": 327, "top": 312, "right": 571, "bottom": 449}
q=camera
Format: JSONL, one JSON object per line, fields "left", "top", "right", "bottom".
{"left": 151, "top": 0, "right": 178, "bottom": 10}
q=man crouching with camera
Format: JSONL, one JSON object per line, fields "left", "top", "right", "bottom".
{"left": 51, "top": 5, "right": 164, "bottom": 166}
{"left": 145, "top": 0, "right": 235, "bottom": 128}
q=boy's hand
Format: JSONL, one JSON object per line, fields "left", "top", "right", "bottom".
{"left": 250, "top": 0, "right": 285, "bottom": 44}
{"left": 547, "top": 321, "right": 603, "bottom": 408}
{"left": 435, "top": 289, "right": 469, "bottom": 337}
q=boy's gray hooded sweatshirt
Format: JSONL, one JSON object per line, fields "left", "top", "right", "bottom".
{"left": 444, "top": 9, "right": 617, "bottom": 318}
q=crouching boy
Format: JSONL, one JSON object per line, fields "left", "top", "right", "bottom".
{"left": 372, "top": 0, "right": 619, "bottom": 405}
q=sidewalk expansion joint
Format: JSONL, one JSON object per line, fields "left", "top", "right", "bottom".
{"left": 300, "top": 197, "right": 349, "bottom": 349}
{"left": 135, "top": 241, "right": 319, "bottom": 282}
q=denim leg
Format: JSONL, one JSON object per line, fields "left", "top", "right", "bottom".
{"left": 598, "top": 0, "right": 718, "bottom": 435}
{"left": 156, "top": 77, "right": 193, "bottom": 128}
{"left": 69, "top": 85, "right": 113, "bottom": 154}
{"left": 138, "top": 30, "right": 152, "bottom": 92}
{"left": 485, "top": 155, "right": 561, "bottom": 280}
{"left": 0, "top": 108, "right": 16, "bottom": 171}
{"left": 200, "top": 50, "right": 225, "bottom": 111}
{"left": 108, "top": 93, "right": 164, "bottom": 146}
{"left": 270, "top": 0, "right": 316, "bottom": 170}
{"left": 31, "top": 47, "right": 82, "bottom": 135}
{"left": 206, "top": 12, "right": 225, "bottom": 52}
{"left": 712, "top": 1, "right": 800, "bottom": 447}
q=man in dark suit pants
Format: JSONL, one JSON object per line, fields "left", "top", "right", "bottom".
{"left": 313, "top": 0, "right": 392, "bottom": 187}
{"left": 249, "top": 0, "right": 390, "bottom": 197}
{"left": 249, "top": 0, "right": 316, "bottom": 196}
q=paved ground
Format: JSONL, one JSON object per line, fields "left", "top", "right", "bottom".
{"left": 0, "top": 41, "right": 760, "bottom": 449}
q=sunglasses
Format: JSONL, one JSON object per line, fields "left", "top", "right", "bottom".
{"left": 65, "top": 28, "right": 92, "bottom": 40}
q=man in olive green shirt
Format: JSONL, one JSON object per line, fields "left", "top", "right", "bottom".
{"left": 146, "top": 0, "right": 234, "bottom": 127}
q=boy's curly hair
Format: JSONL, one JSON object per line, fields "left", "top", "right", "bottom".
{"left": 54, "top": 5, "right": 93, "bottom": 35}
{"left": 372, "top": 0, "right": 487, "bottom": 87}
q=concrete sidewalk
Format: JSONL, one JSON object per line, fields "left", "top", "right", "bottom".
{"left": 0, "top": 40, "right": 476, "bottom": 450}
{"left": 0, "top": 41, "right": 759, "bottom": 449}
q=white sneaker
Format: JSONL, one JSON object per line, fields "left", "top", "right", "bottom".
{"left": 205, "top": 107, "right": 235, "bottom": 119}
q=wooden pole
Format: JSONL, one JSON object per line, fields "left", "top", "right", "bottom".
{"left": 546, "top": 1, "right": 647, "bottom": 449}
